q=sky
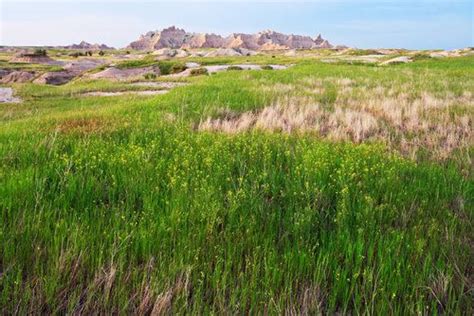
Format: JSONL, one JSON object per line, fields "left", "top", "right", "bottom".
{"left": 0, "top": 0, "right": 472, "bottom": 50}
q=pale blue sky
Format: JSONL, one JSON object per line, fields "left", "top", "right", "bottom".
{"left": 1, "top": 0, "right": 473, "bottom": 49}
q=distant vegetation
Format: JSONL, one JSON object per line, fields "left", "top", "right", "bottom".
{"left": 32, "top": 48, "right": 48, "bottom": 56}
{"left": 143, "top": 73, "right": 157, "bottom": 80}
{"left": 114, "top": 58, "right": 187, "bottom": 76}
{"left": 227, "top": 65, "right": 243, "bottom": 71}
{"left": 346, "top": 49, "right": 382, "bottom": 56}
{"left": 190, "top": 67, "right": 209, "bottom": 76}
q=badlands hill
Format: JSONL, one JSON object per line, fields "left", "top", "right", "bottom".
{"left": 65, "top": 41, "right": 114, "bottom": 50}
{"left": 128, "top": 26, "right": 334, "bottom": 51}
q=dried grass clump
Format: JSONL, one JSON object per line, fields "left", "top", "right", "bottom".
{"left": 285, "top": 284, "right": 326, "bottom": 315}
{"left": 200, "top": 101, "right": 381, "bottom": 143}
{"left": 199, "top": 86, "right": 473, "bottom": 159}
{"left": 56, "top": 117, "right": 108, "bottom": 135}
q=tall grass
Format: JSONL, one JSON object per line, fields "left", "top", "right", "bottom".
{"left": 1, "top": 55, "right": 473, "bottom": 314}
{"left": 1, "top": 128, "right": 472, "bottom": 314}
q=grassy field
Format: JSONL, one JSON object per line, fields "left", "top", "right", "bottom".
{"left": 1, "top": 54, "right": 473, "bottom": 314}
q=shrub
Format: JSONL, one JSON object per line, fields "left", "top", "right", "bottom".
{"left": 261, "top": 65, "right": 273, "bottom": 70}
{"left": 33, "top": 49, "right": 47, "bottom": 57}
{"left": 227, "top": 66, "right": 243, "bottom": 71}
{"left": 69, "top": 52, "right": 84, "bottom": 58}
{"left": 347, "top": 49, "right": 382, "bottom": 56}
{"left": 170, "top": 63, "right": 187, "bottom": 74}
{"left": 411, "top": 53, "right": 432, "bottom": 61}
{"left": 155, "top": 61, "right": 185, "bottom": 75}
{"left": 144, "top": 73, "right": 157, "bottom": 80}
{"left": 116, "top": 58, "right": 155, "bottom": 70}
{"left": 190, "top": 68, "right": 208, "bottom": 76}
{"left": 98, "top": 50, "right": 105, "bottom": 56}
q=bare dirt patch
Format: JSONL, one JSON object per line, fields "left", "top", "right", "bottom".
{"left": 34, "top": 71, "right": 77, "bottom": 85}
{"left": 89, "top": 67, "right": 161, "bottom": 81}
{"left": 0, "top": 87, "right": 21, "bottom": 103}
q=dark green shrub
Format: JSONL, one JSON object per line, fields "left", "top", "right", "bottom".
{"left": 261, "top": 65, "right": 273, "bottom": 70}
{"left": 412, "top": 53, "right": 432, "bottom": 61}
{"left": 347, "top": 49, "right": 382, "bottom": 56}
{"left": 33, "top": 49, "right": 47, "bottom": 56}
{"left": 227, "top": 66, "right": 243, "bottom": 71}
{"left": 190, "top": 68, "right": 208, "bottom": 76}
{"left": 170, "top": 63, "right": 187, "bottom": 74}
{"left": 144, "top": 73, "right": 157, "bottom": 80}
{"left": 98, "top": 50, "right": 105, "bottom": 56}
{"left": 69, "top": 52, "right": 84, "bottom": 58}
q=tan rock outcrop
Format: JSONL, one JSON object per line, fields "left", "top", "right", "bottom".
{"left": 128, "top": 26, "right": 336, "bottom": 51}
{"left": 0, "top": 71, "right": 35, "bottom": 83}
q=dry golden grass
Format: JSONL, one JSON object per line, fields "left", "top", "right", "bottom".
{"left": 200, "top": 83, "right": 473, "bottom": 159}
{"left": 55, "top": 117, "right": 108, "bottom": 135}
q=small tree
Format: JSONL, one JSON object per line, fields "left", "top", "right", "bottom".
{"left": 33, "top": 48, "right": 47, "bottom": 56}
{"left": 98, "top": 50, "right": 105, "bottom": 56}
{"left": 70, "top": 52, "right": 83, "bottom": 58}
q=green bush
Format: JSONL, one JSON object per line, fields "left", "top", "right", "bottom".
{"left": 227, "top": 66, "right": 243, "bottom": 71}
{"left": 412, "top": 53, "right": 432, "bottom": 61}
{"left": 170, "top": 63, "right": 187, "bottom": 74}
{"left": 33, "top": 49, "right": 47, "bottom": 57}
{"left": 69, "top": 52, "right": 84, "bottom": 58}
{"left": 347, "top": 49, "right": 382, "bottom": 56}
{"left": 261, "top": 65, "right": 273, "bottom": 70}
{"left": 190, "top": 67, "right": 208, "bottom": 76}
{"left": 144, "top": 73, "right": 157, "bottom": 80}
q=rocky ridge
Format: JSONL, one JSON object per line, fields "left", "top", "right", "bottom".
{"left": 65, "top": 41, "right": 114, "bottom": 50}
{"left": 128, "top": 26, "right": 334, "bottom": 51}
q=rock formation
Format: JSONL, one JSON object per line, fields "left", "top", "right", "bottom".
{"left": 128, "top": 26, "right": 188, "bottom": 50}
{"left": 182, "top": 33, "right": 225, "bottom": 49}
{"left": 66, "top": 41, "right": 114, "bottom": 50}
{"left": 0, "top": 71, "right": 35, "bottom": 84}
{"left": 128, "top": 26, "right": 335, "bottom": 51}
{"left": 34, "top": 71, "right": 77, "bottom": 85}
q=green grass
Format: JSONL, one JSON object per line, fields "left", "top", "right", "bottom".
{"left": 0, "top": 54, "right": 473, "bottom": 314}
{"left": 0, "top": 59, "right": 63, "bottom": 72}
